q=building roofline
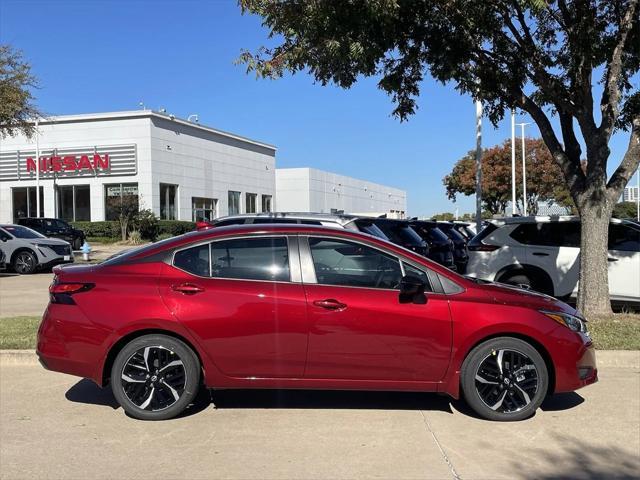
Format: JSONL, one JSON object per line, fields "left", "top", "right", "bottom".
{"left": 29, "top": 110, "right": 277, "bottom": 152}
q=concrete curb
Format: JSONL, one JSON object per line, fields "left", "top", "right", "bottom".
{"left": 1, "top": 349, "right": 638, "bottom": 368}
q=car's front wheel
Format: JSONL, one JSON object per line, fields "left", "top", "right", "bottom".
{"left": 110, "top": 334, "right": 201, "bottom": 420}
{"left": 461, "top": 337, "right": 548, "bottom": 421}
{"left": 12, "top": 250, "right": 37, "bottom": 274}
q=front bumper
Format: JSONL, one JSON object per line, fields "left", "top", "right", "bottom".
{"left": 554, "top": 338, "right": 598, "bottom": 393}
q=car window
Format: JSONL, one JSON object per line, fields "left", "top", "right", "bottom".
{"left": 353, "top": 220, "right": 389, "bottom": 240}
{"left": 608, "top": 224, "right": 640, "bottom": 252}
{"left": 214, "top": 219, "right": 245, "bottom": 227}
{"left": 211, "top": 237, "right": 290, "bottom": 282}
{"left": 308, "top": 237, "right": 402, "bottom": 289}
{"left": 1, "top": 225, "right": 45, "bottom": 239}
{"left": 251, "top": 218, "right": 299, "bottom": 224}
{"left": 0, "top": 228, "right": 12, "bottom": 241}
{"left": 402, "top": 262, "right": 433, "bottom": 292}
{"left": 374, "top": 221, "right": 425, "bottom": 247}
{"left": 54, "top": 220, "right": 69, "bottom": 230}
{"left": 174, "top": 244, "right": 211, "bottom": 277}
{"left": 510, "top": 223, "right": 580, "bottom": 247}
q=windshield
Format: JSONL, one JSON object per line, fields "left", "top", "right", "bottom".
{"left": 1, "top": 225, "right": 45, "bottom": 239}
{"left": 374, "top": 221, "right": 425, "bottom": 247}
{"left": 353, "top": 220, "right": 390, "bottom": 240}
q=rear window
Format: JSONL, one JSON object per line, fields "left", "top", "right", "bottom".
{"left": 467, "top": 223, "right": 498, "bottom": 248}
{"left": 353, "top": 220, "right": 389, "bottom": 240}
{"left": 608, "top": 224, "right": 640, "bottom": 252}
{"left": 411, "top": 224, "right": 450, "bottom": 244}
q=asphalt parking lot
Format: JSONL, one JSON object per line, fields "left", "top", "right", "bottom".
{"left": 1, "top": 359, "right": 638, "bottom": 480}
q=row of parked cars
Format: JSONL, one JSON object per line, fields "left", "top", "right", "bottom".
{"left": 196, "top": 212, "right": 640, "bottom": 307}
{"left": 196, "top": 213, "right": 476, "bottom": 274}
{"left": 0, "top": 218, "right": 85, "bottom": 274}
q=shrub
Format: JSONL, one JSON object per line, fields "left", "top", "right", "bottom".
{"left": 71, "top": 221, "right": 120, "bottom": 238}
{"left": 157, "top": 220, "right": 196, "bottom": 236}
{"left": 156, "top": 233, "right": 175, "bottom": 241}
{"left": 133, "top": 209, "right": 160, "bottom": 241}
{"left": 128, "top": 230, "right": 143, "bottom": 245}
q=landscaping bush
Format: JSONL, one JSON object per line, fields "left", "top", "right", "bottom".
{"left": 157, "top": 220, "right": 196, "bottom": 236}
{"left": 133, "top": 209, "right": 160, "bottom": 241}
{"left": 128, "top": 230, "right": 143, "bottom": 245}
{"left": 156, "top": 233, "right": 175, "bottom": 241}
{"left": 71, "top": 221, "right": 120, "bottom": 239}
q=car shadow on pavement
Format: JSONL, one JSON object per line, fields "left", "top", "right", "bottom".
{"left": 65, "top": 379, "right": 120, "bottom": 409}
{"left": 540, "top": 392, "right": 585, "bottom": 411}
{"left": 211, "top": 389, "right": 455, "bottom": 413}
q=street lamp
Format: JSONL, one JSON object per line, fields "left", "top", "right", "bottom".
{"left": 188, "top": 114, "right": 199, "bottom": 123}
{"left": 475, "top": 99, "right": 483, "bottom": 227}
{"left": 516, "top": 122, "right": 531, "bottom": 216}
{"left": 35, "top": 119, "right": 41, "bottom": 218}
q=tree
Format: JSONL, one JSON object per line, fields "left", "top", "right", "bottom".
{"left": 239, "top": 0, "right": 640, "bottom": 315}
{"left": 613, "top": 201, "right": 638, "bottom": 219}
{"left": 0, "top": 45, "right": 40, "bottom": 138}
{"left": 444, "top": 138, "right": 576, "bottom": 215}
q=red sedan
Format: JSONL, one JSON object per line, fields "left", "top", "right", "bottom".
{"left": 37, "top": 224, "right": 597, "bottom": 421}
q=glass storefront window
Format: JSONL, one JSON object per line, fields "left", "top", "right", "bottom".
{"left": 228, "top": 191, "right": 241, "bottom": 215}
{"left": 105, "top": 183, "right": 139, "bottom": 221}
{"left": 192, "top": 197, "right": 218, "bottom": 222}
{"left": 246, "top": 193, "right": 257, "bottom": 214}
{"left": 261, "top": 195, "right": 272, "bottom": 213}
{"left": 57, "top": 185, "right": 90, "bottom": 221}
{"left": 160, "top": 183, "right": 178, "bottom": 220}
{"left": 12, "top": 187, "right": 44, "bottom": 222}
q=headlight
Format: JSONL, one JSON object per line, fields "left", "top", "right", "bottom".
{"left": 540, "top": 310, "right": 588, "bottom": 334}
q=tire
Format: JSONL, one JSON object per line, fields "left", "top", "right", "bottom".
{"left": 73, "top": 238, "right": 82, "bottom": 250}
{"left": 500, "top": 271, "right": 553, "bottom": 296}
{"left": 12, "top": 250, "right": 38, "bottom": 274}
{"left": 110, "top": 334, "right": 200, "bottom": 420}
{"left": 461, "top": 337, "right": 548, "bottom": 421}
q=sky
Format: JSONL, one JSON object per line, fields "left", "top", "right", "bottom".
{"left": 0, "top": 0, "right": 634, "bottom": 217}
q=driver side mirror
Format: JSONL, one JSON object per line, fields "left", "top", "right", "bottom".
{"left": 399, "top": 275, "right": 427, "bottom": 304}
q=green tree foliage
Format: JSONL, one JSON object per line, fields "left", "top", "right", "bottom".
{"left": 0, "top": 45, "right": 40, "bottom": 138}
{"left": 444, "top": 138, "right": 576, "bottom": 215}
{"left": 239, "top": 0, "right": 639, "bottom": 315}
{"left": 613, "top": 201, "right": 638, "bottom": 219}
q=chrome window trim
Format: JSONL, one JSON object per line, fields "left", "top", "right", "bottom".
{"left": 171, "top": 234, "right": 295, "bottom": 283}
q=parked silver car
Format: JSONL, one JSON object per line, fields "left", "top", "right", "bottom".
{"left": 0, "top": 224, "right": 74, "bottom": 274}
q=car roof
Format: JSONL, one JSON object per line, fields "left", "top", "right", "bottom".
{"left": 115, "top": 223, "right": 452, "bottom": 273}
{"left": 212, "top": 212, "right": 366, "bottom": 226}
{"left": 487, "top": 215, "right": 630, "bottom": 226}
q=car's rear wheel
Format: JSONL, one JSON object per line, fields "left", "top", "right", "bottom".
{"left": 110, "top": 334, "right": 200, "bottom": 420}
{"left": 12, "top": 251, "right": 37, "bottom": 274}
{"left": 461, "top": 337, "right": 548, "bottom": 421}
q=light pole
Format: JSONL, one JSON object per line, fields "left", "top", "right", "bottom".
{"left": 475, "top": 99, "right": 483, "bottom": 227}
{"left": 636, "top": 167, "right": 639, "bottom": 222}
{"left": 35, "top": 119, "right": 41, "bottom": 218}
{"left": 516, "top": 122, "right": 531, "bottom": 216}
{"left": 511, "top": 109, "right": 517, "bottom": 215}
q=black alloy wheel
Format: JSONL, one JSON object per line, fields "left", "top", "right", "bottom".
{"left": 461, "top": 337, "right": 548, "bottom": 421}
{"left": 111, "top": 334, "right": 200, "bottom": 420}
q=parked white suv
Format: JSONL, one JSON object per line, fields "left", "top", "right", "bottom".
{"left": 466, "top": 216, "right": 640, "bottom": 306}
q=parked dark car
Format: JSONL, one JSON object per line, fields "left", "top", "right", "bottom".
{"left": 408, "top": 220, "right": 456, "bottom": 270}
{"left": 0, "top": 245, "right": 6, "bottom": 271}
{"left": 370, "top": 218, "right": 429, "bottom": 257}
{"left": 437, "top": 222, "right": 470, "bottom": 273}
{"left": 18, "top": 218, "right": 85, "bottom": 250}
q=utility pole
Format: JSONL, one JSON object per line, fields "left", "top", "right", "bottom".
{"left": 475, "top": 100, "right": 483, "bottom": 228}
{"left": 516, "top": 122, "right": 531, "bottom": 216}
{"left": 637, "top": 167, "right": 639, "bottom": 222}
{"left": 35, "top": 119, "right": 41, "bottom": 218}
{"left": 511, "top": 110, "right": 517, "bottom": 216}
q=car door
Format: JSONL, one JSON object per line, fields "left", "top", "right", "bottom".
{"left": 158, "top": 235, "right": 309, "bottom": 378}
{"left": 607, "top": 223, "right": 640, "bottom": 300}
{"left": 300, "top": 235, "right": 452, "bottom": 382}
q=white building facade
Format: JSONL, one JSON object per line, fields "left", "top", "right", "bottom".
{"left": 276, "top": 167, "right": 407, "bottom": 217}
{"left": 0, "top": 111, "right": 276, "bottom": 223}
{"left": 622, "top": 185, "right": 639, "bottom": 203}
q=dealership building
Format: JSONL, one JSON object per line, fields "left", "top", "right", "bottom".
{"left": 0, "top": 110, "right": 406, "bottom": 223}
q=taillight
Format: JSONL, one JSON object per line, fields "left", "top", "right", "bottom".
{"left": 50, "top": 283, "right": 94, "bottom": 294}
{"left": 49, "top": 282, "right": 94, "bottom": 304}
{"left": 467, "top": 243, "right": 500, "bottom": 252}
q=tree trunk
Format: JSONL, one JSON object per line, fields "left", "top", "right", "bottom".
{"left": 576, "top": 197, "right": 614, "bottom": 317}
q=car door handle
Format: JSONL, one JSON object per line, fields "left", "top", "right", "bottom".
{"left": 172, "top": 283, "right": 204, "bottom": 295}
{"left": 532, "top": 252, "right": 549, "bottom": 257}
{"left": 313, "top": 299, "right": 347, "bottom": 310}
{"left": 607, "top": 257, "right": 619, "bottom": 262}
